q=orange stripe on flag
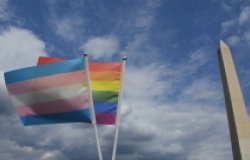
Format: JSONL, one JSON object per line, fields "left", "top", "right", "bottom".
{"left": 90, "top": 72, "right": 120, "bottom": 81}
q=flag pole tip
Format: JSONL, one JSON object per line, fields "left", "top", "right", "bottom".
{"left": 123, "top": 56, "right": 127, "bottom": 61}
{"left": 83, "top": 53, "right": 88, "bottom": 57}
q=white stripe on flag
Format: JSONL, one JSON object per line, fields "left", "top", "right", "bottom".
{"left": 11, "top": 83, "right": 88, "bottom": 107}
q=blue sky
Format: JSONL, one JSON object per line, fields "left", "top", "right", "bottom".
{"left": 0, "top": 0, "right": 250, "bottom": 160}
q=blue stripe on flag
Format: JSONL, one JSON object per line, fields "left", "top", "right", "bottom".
{"left": 94, "top": 102, "right": 117, "bottom": 113}
{"left": 4, "top": 58, "right": 84, "bottom": 84}
{"left": 20, "top": 109, "right": 91, "bottom": 125}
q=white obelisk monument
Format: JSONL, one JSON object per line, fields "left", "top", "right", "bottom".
{"left": 218, "top": 40, "right": 250, "bottom": 160}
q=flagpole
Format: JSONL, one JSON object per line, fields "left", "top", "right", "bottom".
{"left": 83, "top": 54, "right": 103, "bottom": 160}
{"left": 112, "top": 56, "right": 127, "bottom": 160}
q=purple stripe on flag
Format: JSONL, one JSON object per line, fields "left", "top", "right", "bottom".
{"left": 96, "top": 112, "right": 116, "bottom": 124}
{"left": 7, "top": 71, "right": 86, "bottom": 95}
{"left": 16, "top": 95, "right": 90, "bottom": 116}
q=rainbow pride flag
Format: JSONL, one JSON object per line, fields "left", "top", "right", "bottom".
{"left": 4, "top": 58, "right": 92, "bottom": 125}
{"left": 89, "top": 62, "right": 121, "bottom": 124}
{"left": 38, "top": 57, "right": 121, "bottom": 125}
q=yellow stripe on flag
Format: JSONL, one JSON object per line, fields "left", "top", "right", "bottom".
{"left": 90, "top": 81, "right": 120, "bottom": 92}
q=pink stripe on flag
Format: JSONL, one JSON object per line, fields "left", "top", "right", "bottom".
{"left": 96, "top": 113, "right": 116, "bottom": 124}
{"left": 16, "top": 95, "right": 90, "bottom": 116}
{"left": 7, "top": 71, "right": 86, "bottom": 95}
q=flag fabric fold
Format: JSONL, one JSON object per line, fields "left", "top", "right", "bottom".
{"left": 37, "top": 56, "right": 121, "bottom": 125}
{"left": 4, "top": 58, "right": 92, "bottom": 125}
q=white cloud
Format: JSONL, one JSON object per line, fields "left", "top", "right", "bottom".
{"left": 0, "top": 139, "right": 68, "bottom": 160}
{"left": 135, "top": 15, "right": 152, "bottom": 27}
{"left": 221, "top": 6, "right": 250, "bottom": 47}
{"left": 81, "top": 36, "right": 119, "bottom": 59}
{"left": 221, "top": 1, "right": 232, "bottom": 12}
{"left": 134, "top": 0, "right": 161, "bottom": 29}
{"left": 50, "top": 16, "right": 84, "bottom": 41}
{"left": 0, "top": 27, "right": 46, "bottom": 71}
{"left": 227, "top": 35, "right": 241, "bottom": 46}
{"left": 0, "top": 0, "right": 11, "bottom": 21}
{"left": 47, "top": 1, "right": 85, "bottom": 42}
{"left": 113, "top": 56, "right": 231, "bottom": 159}
{"left": 189, "top": 48, "right": 208, "bottom": 67}
{"left": 243, "top": 31, "right": 250, "bottom": 41}
{"left": 121, "top": 34, "right": 147, "bottom": 56}
{"left": 221, "top": 19, "right": 237, "bottom": 33}
{"left": 239, "top": 6, "right": 250, "bottom": 25}
{"left": 180, "top": 78, "right": 223, "bottom": 103}
{"left": 221, "top": 6, "right": 250, "bottom": 38}
{"left": 40, "top": 150, "right": 66, "bottom": 160}
{"left": 124, "top": 64, "right": 169, "bottom": 100}
{"left": 187, "top": 133, "right": 232, "bottom": 160}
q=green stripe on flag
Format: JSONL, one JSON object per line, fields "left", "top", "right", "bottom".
{"left": 92, "top": 91, "right": 119, "bottom": 103}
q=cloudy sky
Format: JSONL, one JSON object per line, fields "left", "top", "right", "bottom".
{"left": 0, "top": 0, "right": 250, "bottom": 160}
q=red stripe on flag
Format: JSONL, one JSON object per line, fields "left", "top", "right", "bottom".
{"left": 89, "top": 63, "right": 121, "bottom": 72}
{"left": 37, "top": 57, "right": 121, "bottom": 72}
{"left": 38, "top": 56, "right": 64, "bottom": 65}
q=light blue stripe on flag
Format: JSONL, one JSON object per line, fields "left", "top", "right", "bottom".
{"left": 20, "top": 109, "right": 91, "bottom": 126}
{"left": 5, "top": 58, "right": 84, "bottom": 84}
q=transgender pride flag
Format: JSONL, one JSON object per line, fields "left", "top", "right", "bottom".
{"left": 4, "top": 58, "right": 92, "bottom": 125}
